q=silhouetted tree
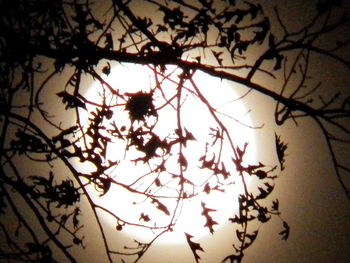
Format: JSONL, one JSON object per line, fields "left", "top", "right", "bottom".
{"left": 0, "top": 0, "right": 349, "bottom": 262}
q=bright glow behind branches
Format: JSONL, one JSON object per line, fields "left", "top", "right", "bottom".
{"left": 77, "top": 63, "right": 256, "bottom": 245}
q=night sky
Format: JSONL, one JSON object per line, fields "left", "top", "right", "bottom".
{"left": 1, "top": 0, "right": 350, "bottom": 262}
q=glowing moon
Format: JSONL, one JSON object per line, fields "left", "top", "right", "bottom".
{"left": 77, "top": 63, "right": 256, "bottom": 245}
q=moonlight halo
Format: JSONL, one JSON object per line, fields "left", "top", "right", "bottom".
{"left": 77, "top": 63, "right": 257, "bottom": 244}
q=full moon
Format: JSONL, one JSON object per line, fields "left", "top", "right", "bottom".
{"left": 77, "top": 62, "right": 256, "bottom": 245}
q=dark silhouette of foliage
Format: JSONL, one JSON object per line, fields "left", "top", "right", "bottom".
{"left": 185, "top": 232, "right": 205, "bottom": 263}
{"left": 0, "top": 0, "right": 349, "bottom": 262}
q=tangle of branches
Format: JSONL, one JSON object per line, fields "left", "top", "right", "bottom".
{"left": 0, "top": 0, "right": 349, "bottom": 262}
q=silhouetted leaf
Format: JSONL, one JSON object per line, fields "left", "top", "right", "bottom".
{"left": 271, "top": 199, "right": 279, "bottom": 211}
{"left": 96, "top": 177, "right": 111, "bottom": 197}
{"left": 102, "top": 61, "right": 111, "bottom": 75}
{"left": 52, "top": 126, "right": 78, "bottom": 148}
{"left": 275, "top": 133, "right": 287, "bottom": 170}
{"left": 57, "top": 91, "right": 86, "bottom": 110}
{"left": 139, "top": 213, "right": 151, "bottom": 222}
{"left": 232, "top": 41, "right": 250, "bottom": 55}
{"left": 151, "top": 198, "right": 170, "bottom": 216}
{"left": 201, "top": 202, "right": 218, "bottom": 234}
{"left": 265, "top": 49, "right": 284, "bottom": 71}
{"left": 183, "top": 128, "right": 196, "bottom": 146}
{"left": 273, "top": 53, "right": 284, "bottom": 70}
{"left": 103, "top": 33, "right": 113, "bottom": 50}
{"left": 253, "top": 18, "right": 269, "bottom": 44}
{"left": 159, "top": 6, "right": 186, "bottom": 30}
{"left": 141, "top": 134, "right": 166, "bottom": 159}
{"left": 236, "top": 229, "right": 244, "bottom": 242}
{"left": 279, "top": 221, "right": 290, "bottom": 240}
{"left": 200, "top": 154, "right": 216, "bottom": 170}
{"left": 242, "top": 230, "right": 258, "bottom": 249}
{"left": 156, "top": 24, "right": 168, "bottom": 33}
{"left": 246, "top": 162, "right": 264, "bottom": 173}
{"left": 56, "top": 179, "right": 80, "bottom": 208}
{"left": 179, "top": 152, "right": 188, "bottom": 169}
{"left": 215, "top": 161, "right": 230, "bottom": 179}
{"left": 204, "top": 183, "right": 211, "bottom": 194}
{"left": 154, "top": 178, "right": 161, "bottom": 187}
{"left": 212, "top": 50, "right": 223, "bottom": 66}
{"left": 30, "top": 172, "right": 80, "bottom": 208}
{"left": 11, "top": 129, "right": 47, "bottom": 154}
{"left": 185, "top": 233, "right": 204, "bottom": 263}
{"left": 236, "top": 143, "right": 247, "bottom": 160}
{"left": 199, "top": 0, "right": 214, "bottom": 11}
{"left": 255, "top": 182, "right": 274, "bottom": 199}
{"left": 229, "top": 214, "right": 256, "bottom": 225}
{"left": 73, "top": 207, "right": 80, "bottom": 228}
{"left": 257, "top": 207, "right": 270, "bottom": 223}
{"left": 246, "top": 2, "right": 262, "bottom": 19}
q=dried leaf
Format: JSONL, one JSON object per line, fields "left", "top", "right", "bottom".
{"left": 201, "top": 202, "right": 218, "bottom": 234}
{"left": 275, "top": 133, "right": 287, "bottom": 170}
{"left": 73, "top": 207, "right": 80, "bottom": 228}
{"left": 57, "top": 91, "right": 86, "bottom": 110}
{"left": 212, "top": 50, "right": 223, "bottom": 66}
{"left": 151, "top": 198, "right": 170, "bottom": 216}
{"left": 242, "top": 230, "right": 258, "bottom": 249}
{"left": 185, "top": 233, "right": 204, "bottom": 263}
{"left": 279, "top": 221, "right": 290, "bottom": 240}
{"left": 271, "top": 199, "right": 279, "bottom": 211}
{"left": 139, "top": 213, "right": 151, "bottom": 222}
{"left": 179, "top": 152, "right": 188, "bottom": 169}
{"left": 204, "top": 183, "right": 211, "bottom": 194}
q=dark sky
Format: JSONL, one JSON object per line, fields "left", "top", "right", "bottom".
{"left": 2, "top": 0, "right": 350, "bottom": 263}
